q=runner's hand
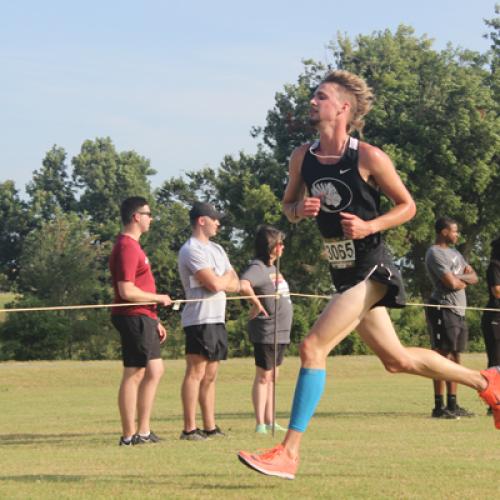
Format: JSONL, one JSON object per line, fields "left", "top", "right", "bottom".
{"left": 340, "top": 212, "right": 373, "bottom": 239}
{"left": 298, "top": 197, "right": 321, "bottom": 218}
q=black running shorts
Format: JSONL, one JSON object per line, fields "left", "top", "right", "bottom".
{"left": 330, "top": 243, "right": 406, "bottom": 308}
{"left": 111, "top": 315, "right": 161, "bottom": 367}
{"left": 425, "top": 302, "right": 468, "bottom": 352}
{"left": 253, "top": 343, "right": 287, "bottom": 370}
{"left": 184, "top": 323, "right": 228, "bottom": 361}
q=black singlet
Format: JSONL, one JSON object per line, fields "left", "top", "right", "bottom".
{"left": 300, "top": 137, "right": 405, "bottom": 308}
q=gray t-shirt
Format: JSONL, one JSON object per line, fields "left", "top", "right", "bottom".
{"left": 240, "top": 259, "right": 293, "bottom": 344}
{"left": 178, "top": 237, "right": 233, "bottom": 327}
{"left": 425, "top": 245, "right": 468, "bottom": 316}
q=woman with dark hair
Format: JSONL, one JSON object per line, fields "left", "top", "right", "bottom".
{"left": 240, "top": 225, "right": 293, "bottom": 434}
{"left": 482, "top": 237, "right": 500, "bottom": 373}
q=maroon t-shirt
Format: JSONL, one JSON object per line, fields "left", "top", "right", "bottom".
{"left": 109, "top": 234, "right": 158, "bottom": 319}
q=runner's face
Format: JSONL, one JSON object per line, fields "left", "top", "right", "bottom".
{"left": 309, "top": 83, "right": 346, "bottom": 126}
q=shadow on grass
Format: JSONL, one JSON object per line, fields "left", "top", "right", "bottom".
{"left": 209, "top": 410, "right": 425, "bottom": 420}
{"left": 314, "top": 410, "right": 425, "bottom": 418}
{"left": 0, "top": 474, "right": 84, "bottom": 483}
{"left": 0, "top": 473, "right": 279, "bottom": 491}
{"left": 186, "top": 483, "right": 275, "bottom": 491}
{"left": 156, "top": 411, "right": 260, "bottom": 422}
{"left": 176, "top": 474, "right": 280, "bottom": 492}
{"left": 0, "top": 432, "right": 114, "bottom": 445}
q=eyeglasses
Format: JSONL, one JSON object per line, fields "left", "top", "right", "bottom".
{"left": 137, "top": 211, "right": 152, "bottom": 217}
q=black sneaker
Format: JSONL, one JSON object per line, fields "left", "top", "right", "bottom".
{"left": 202, "top": 425, "right": 225, "bottom": 438}
{"left": 119, "top": 436, "right": 134, "bottom": 446}
{"left": 431, "top": 407, "right": 459, "bottom": 419}
{"left": 449, "top": 405, "right": 475, "bottom": 418}
{"left": 179, "top": 428, "right": 207, "bottom": 441}
{"left": 132, "top": 431, "right": 161, "bottom": 445}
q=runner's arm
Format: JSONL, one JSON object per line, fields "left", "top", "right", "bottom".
{"left": 282, "top": 145, "right": 321, "bottom": 222}
{"left": 341, "top": 144, "right": 416, "bottom": 239}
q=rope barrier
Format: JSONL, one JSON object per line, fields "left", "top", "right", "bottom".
{"left": 0, "top": 294, "right": 278, "bottom": 314}
{"left": 1, "top": 292, "right": 499, "bottom": 314}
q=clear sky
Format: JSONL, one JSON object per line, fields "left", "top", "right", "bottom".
{"left": 1, "top": 0, "right": 496, "bottom": 194}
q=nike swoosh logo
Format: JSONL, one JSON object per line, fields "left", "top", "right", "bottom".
{"left": 339, "top": 169, "right": 350, "bottom": 174}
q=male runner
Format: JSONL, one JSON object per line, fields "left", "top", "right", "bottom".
{"left": 237, "top": 70, "right": 500, "bottom": 479}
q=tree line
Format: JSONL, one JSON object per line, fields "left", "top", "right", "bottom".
{"left": 1, "top": 16, "right": 499, "bottom": 361}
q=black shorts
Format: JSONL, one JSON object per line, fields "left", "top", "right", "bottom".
{"left": 330, "top": 243, "right": 406, "bottom": 309}
{"left": 111, "top": 315, "right": 161, "bottom": 367}
{"left": 425, "top": 303, "right": 468, "bottom": 352}
{"left": 184, "top": 323, "right": 228, "bottom": 361}
{"left": 253, "top": 343, "right": 287, "bottom": 370}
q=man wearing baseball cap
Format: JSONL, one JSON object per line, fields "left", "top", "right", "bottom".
{"left": 177, "top": 201, "right": 240, "bottom": 440}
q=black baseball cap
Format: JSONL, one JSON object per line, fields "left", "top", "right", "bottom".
{"left": 189, "top": 201, "right": 224, "bottom": 222}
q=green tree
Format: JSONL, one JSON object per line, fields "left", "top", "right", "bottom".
{"left": 26, "top": 145, "right": 76, "bottom": 220}
{"left": 0, "top": 210, "right": 115, "bottom": 359}
{"left": 72, "top": 137, "right": 156, "bottom": 242}
{"left": 0, "top": 181, "right": 31, "bottom": 286}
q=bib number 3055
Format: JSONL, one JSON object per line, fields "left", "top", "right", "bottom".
{"left": 323, "top": 239, "right": 356, "bottom": 269}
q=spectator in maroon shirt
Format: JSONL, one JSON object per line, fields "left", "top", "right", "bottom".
{"left": 110, "top": 196, "right": 172, "bottom": 446}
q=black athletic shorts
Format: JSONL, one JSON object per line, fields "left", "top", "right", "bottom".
{"left": 111, "top": 315, "right": 161, "bottom": 367}
{"left": 184, "top": 323, "right": 228, "bottom": 361}
{"left": 253, "top": 343, "right": 287, "bottom": 370}
{"left": 330, "top": 242, "right": 406, "bottom": 309}
{"left": 425, "top": 302, "right": 468, "bottom": 352}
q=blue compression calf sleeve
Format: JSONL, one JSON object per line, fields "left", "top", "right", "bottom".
{"left": 289, "top": 368, "right": 326, "bottom": 432}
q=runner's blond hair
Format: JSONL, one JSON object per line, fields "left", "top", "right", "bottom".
{"left": 322, "top": 70, "right": 374, "bottom": 135}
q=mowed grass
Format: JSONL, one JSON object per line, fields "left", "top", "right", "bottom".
{"left": 0, "top": 353, "right": 497, "bottom": 499}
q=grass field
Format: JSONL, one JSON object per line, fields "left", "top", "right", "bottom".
{"left": 0, "top": 353, "right": 497, "bottom": 499}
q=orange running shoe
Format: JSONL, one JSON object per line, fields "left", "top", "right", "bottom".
{"left": 238, "top": 444, "right": 299, "bottom": 480}
{"left": 478, "top": 366, "right": 500, "bottom": 429}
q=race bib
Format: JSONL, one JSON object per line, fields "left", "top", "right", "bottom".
{"left": 323, "top": 239, "right": 356, "bottom": 269}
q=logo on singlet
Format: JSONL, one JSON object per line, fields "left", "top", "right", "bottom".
{"left": 311, "top": 177, "right": 353, "bottom": 213}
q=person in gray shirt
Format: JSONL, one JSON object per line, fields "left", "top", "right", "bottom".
{"left": 178, "top": 202, "right": 240, "bottom": 440}
{"left": 425, "top": 217, "right": 478, "bottom": 419}
{"left": 240, "top": 225, "right": 293, "bottom": 434}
